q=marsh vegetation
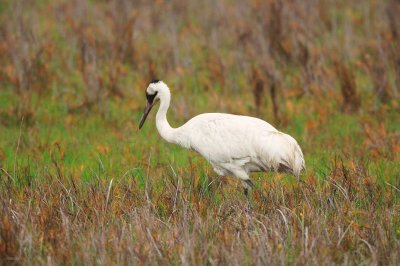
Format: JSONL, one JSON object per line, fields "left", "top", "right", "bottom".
{"left": 0, "top": 0, "right": 399, "bottom": 264}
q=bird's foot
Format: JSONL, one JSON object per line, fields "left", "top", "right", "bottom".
{"left": 244, "top": 199, "right": 253, "bottom": 213}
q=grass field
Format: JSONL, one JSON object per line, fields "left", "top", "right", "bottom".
{"left": 1, "top": 0, "right": 400, "bottom": 264}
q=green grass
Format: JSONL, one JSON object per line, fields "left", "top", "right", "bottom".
{"left": 1, "top": 84, "right": 398, "bottom": 189}
{"left": 1, "top": 0, "right": 400, "bottom": 264}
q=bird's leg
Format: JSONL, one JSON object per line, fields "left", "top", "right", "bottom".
{"left": 244, "top": 187, "right": 249, "bottom": 198}
{"left": 228, "top": 166, "right": 267, "bottom": 202}
{"left": 241, "top": 180, "right": 250, "bottom": 198}
{"left": 244, "top": 179, "right": 255, "bottom": 189}
{"left": 244, "top": 179, "right": 268, "bottom": 203}
{"left": 240, "top": 180, "right": 252, "bottom": 213}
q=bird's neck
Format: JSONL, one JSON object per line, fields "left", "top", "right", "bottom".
{"left": 155, "top": 93, "right": 176, "bottom": 144}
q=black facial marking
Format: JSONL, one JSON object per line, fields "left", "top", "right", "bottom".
{"left": 146, "top": 91, "right": 158, "bottom": 104}
{"left": 150, "top": 79, "right": 160, "bottom": 84}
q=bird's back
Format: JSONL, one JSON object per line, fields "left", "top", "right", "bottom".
{"left": 141, "top": 80, "right": 305, "bottom": 180}
{"left": 174, "top": 113, "right": 305, "bottom": 177}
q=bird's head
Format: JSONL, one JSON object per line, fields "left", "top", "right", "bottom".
{"left": 139, "top": 79, "right": 168, "bottom": 129}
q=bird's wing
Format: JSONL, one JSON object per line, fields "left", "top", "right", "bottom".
{"left": 181, "top": 113, "right": 305, "bottom": 177}
{"left": 184, "top": 114, "right": 275, "bottom": 163}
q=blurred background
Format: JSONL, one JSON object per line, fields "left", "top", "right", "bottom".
{"left": 1, "top": 0, "right": 400, "bottom": 191}
{"left": 0, "top": 0, "right": 400, "bottom": 264}
{"left": 1, "top": 0, "right": 399, "bottom": 170}
{"left": 1, "top": 0, "right": 399, "bottom": 116}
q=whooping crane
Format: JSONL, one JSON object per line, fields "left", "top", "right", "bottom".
{"left": 139, "top": 80, "right": 305, "bottom": 197}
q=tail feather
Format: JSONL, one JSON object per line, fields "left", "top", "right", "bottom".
{"left": 292, "top": 144, "right": 305, "bottom": 177}
{"left": 282, "top": 133, "right": 305, "bottom": 178}
{"left": 260, "top": 132, "right": 305, "bottom": 178}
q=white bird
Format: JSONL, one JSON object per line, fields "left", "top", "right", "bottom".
{"left": 139, "top": 80, "right": 305, "bottom": 197}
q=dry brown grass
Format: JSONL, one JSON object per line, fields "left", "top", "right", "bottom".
{"left": 1, "top": 159, "right": 399, "bottom": 265}
{"left": 0, "top": 0, "right": 400, "bottom": 264}
{"left": 334, "top": 61, "right": 361, "bottom": 113}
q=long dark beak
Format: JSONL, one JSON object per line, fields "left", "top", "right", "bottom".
{"left": 139, "top": 101, "right": 155, "bottom": 129}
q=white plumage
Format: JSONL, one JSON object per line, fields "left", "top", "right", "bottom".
{"left": 139, "top": 80, "right": 305, "bottom": 196}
